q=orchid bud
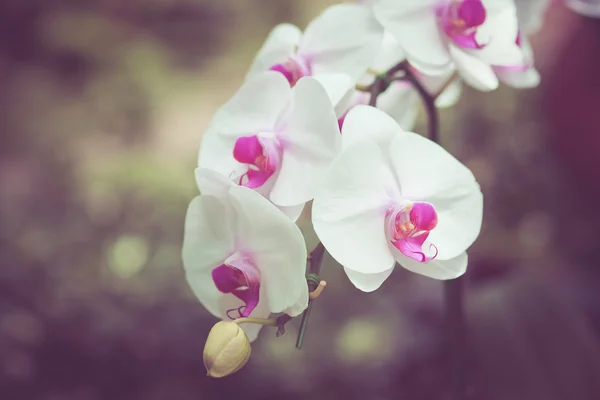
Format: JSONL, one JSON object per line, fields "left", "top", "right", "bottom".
{"left": 203, "top": 321, "right": 251, "bottom": 378}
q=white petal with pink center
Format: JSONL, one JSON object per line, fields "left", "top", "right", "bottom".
{"left": 372, "top": 0, "right": 526, "bottom": 91}
{"left": 182, "top": 172, "right": 309, "bottom": 341}
{"left": 198, "top": 71, "right": 341, "bottom": 220}
{"left": 247, "top": 4, "right": 383, "bottom": 105}
{"left": 312, "top": 106, "right": 482, "bottom": 289}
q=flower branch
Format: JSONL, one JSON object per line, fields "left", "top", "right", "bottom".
{"left": 392, "top": 67, "right": 440, "bottom": 144}
{"left": 366, "top": 60, "right": 467, "bottom": 400}
{"left": 296, "top": 243, "right": 326, "bottom": 349}
{"left": 231, "top": 273, "right": 327, "bottom": 339}
{"left": 189, "top": 0, "right": 529, "bottom": 384}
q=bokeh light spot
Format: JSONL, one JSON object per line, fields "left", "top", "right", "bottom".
{"left": 107, "top": 235, "right": 149, "bottom": 278}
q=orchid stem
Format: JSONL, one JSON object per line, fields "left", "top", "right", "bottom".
{"left": 296, "top": 243, "right": 326, "bottom": 349}
{"left": 393, "top": 68, "right": 439, "bottom": 143}
{"left": 445, "top": 277, "right": 466, "bottom": 400}
{"left": 309, "top": 281, "right": 327, "bottom": 300}
{"left": 380, "top": 62, "right": 467, "bottom": 400}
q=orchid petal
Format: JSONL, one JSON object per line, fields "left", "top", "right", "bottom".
{"left": 198, "top": 72, "right": 290, "bottom": 173}
{"left": 373, "top": 0, "right": 452, "bottom": 70}
{"left": 299, "top": 4, "right": 384, "bottom": 82}
{"left": 395, "top": 251, "right": 468, "bottom": 280}
{"left": 417, "top": 72, "right": 462, "bottom": 108}
{"left": 270, "top": 77, "right": 341, "bottom": 206}
{"left": 185, "top": 267, "right": 229, "bottom": 320}
{"left": 312, "top": 140, "right": 395, "bottom": 274}
{"left": 193, "top": 168, "right": 237, "bottom": 235}
{"left": 344, "top": 267, "right": 394, "bottom": 292}
{"left": 283, "top": 289, "right": 310, "bottom": 317}
{"left": 409, "top": 58, "right": 457, "bottom": 77}
{"left": 279, "top": 204, "right": 305, "bottom": 222}
{"left": 197, "top": 162, "right": 304, "bottom": 222}
{"left": 341, "top": 104, "right": 404, "bottom": 151}
{"left": 247, "top": 23, "right": 303, "bottom": 77}
{"left": 182, "top": 195, "right": 235, "bottom": 320}
{"left": 296, "top": 202, "right": 321, "bottom": 253}
{"left": 195, "top": 167, "right": 232, "bottom": 198}
{"left": 182, "top": 195, "right": 234, "bottom": 273}
{"left": 449, "top": 44, "right": 498, "bottom": 91}
{"left": 311, "top": 73, "right": 354, "bottom": 112}
{"left": 494, "top": 66, "right": 540, "bottom": 88}
{"left": 209, "top": 71, "right": 289, "bottom": 133}
{"left": 376, "top": 84, "right": 420, "bottom": 131}
{"left": 389, "top": 133, "right": 483, "bottom": 260}
{"left": 372, "top": 32, "right": 407, "bottom": 73}
{"left": 474, "top": 3, "right": 523, "bottom": 66}
{"left": 227, "top": 185, "right": 308, "bottom": 314}
{"left": 434, "top": 79, "right": 463, "bottom": 108}
{"left": 493, "top": 37, "right": 540, "bottom": 89}
{"left": 197, "top": 126, "right": 238, "bottom": 180}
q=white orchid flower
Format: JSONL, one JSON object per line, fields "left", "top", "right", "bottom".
{"left": 312, "top": 106, "right": 483, "bottom": 291}
{"left": 372, "top": 0, "right": 526, "bottom": 91}
{"left": 198, "top": 71, "right": 341, "bottom": 221}
{"left": 247, "top": 4, "right": 384, "bottom": 106}
{"left": 182, "top": 168, "right": 309, "bottom": 341}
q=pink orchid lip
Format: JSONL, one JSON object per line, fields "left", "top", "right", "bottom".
{"left": 212, "top": 255, "right": 261, "bottom": 319}
{"left": 387, "top": 201, "right": 439, "bottom": 262}
{"left": 269, "top": 56, "right": 312, "bottom": 86}
{"left": 233, "top": 134, "right": 281, "bottom": 189}
{"left": 437, "top": 0, "right": 487, "bottom": 49}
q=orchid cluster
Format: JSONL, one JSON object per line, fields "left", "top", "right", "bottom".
{"left": 181, "top": 0, "right": 600, "bottom": 377}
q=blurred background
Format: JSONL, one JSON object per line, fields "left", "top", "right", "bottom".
{"left": 1, "top": 1, "right": 600, "bottom": 399}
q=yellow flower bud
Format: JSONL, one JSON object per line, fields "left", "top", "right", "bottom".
{"left": 203, "top": 321, "right": 251, "bottom": 378}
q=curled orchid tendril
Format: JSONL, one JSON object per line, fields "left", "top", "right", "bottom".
{"left": 404, "top": 243, "right": 439, "bottom": 263}
{"left": 229, "top": 281, "right": 328, "bottom": 338}
{"left": 430, "top": 244, "right": 439, "bottom": 259}
{"left": 308, "top": 281, "right": 327, "bottom": 300}
{"left": 226, "top": 305, "right": 247, "bottom": 320}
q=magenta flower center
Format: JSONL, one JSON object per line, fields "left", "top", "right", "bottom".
{"left": 437, "top": 0, "right": 487, "bottom": 49}
{"left": 269, "top": 57, "right": 311, "bottom": 86}
{"left": 232, "top": 134, "right": 281, "bottom": 189}
{"left": 212, "top": 255, "right": 261, "bottom": 319}
{"left": 387, "top": 202, "right": 439, "bottom": 263}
